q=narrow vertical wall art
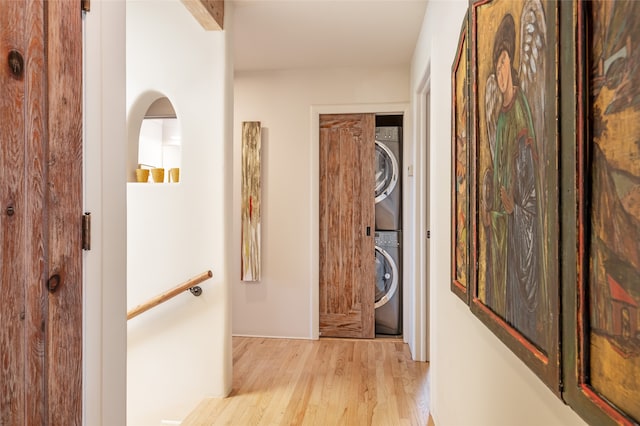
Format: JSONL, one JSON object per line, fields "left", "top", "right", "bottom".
{"left": 451, "top": 8, "right": 471, "bottom": 304}
{"left": 241, "top": 121, "right": 261, "bottom": 281}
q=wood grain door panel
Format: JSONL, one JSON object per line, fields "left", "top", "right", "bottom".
{"left": 45, "top": 1, "right": 83, "bottom": 422}
{"left": 0, "top": 1, "right": 29, "bottom": 421}
{"left": 319, "top": 113, "right": 375, "bottom": 339}
{"left": 0, "top": 0, "right": 82, "bottom": 423}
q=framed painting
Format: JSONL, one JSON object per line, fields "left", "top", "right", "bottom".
{"left": 469, "top": 0, "right": 561, "bottom": 392}
{"left": 562, "top": 1, "right": 640, "bottom": 424}
{"left": 241, "top": 121, "right": 262, "bottom": 281}
{"left": 451, "top": 8, "right": 471, "bottom": 304}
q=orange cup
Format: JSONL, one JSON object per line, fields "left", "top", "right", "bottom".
{"left": 135, "top": 168, "right": 149, "bottom": 183}
{"left": 150, "top": 168, "right": 164, "bottom": 183}
{"left": 169, "top": 168, "right": 180, "bottom": 183}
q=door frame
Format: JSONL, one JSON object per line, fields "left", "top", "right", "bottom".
{"left": 414, "top": 67, "right": 431, "bottom": 363}
{"left": 311, "top": 103, "right": 428, "bottom": 357}
{"left": 83, "top": 2, "right": 127, "bottom": 424}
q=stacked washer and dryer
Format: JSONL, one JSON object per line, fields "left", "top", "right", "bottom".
{"left": 374, "top": 117, "right": 403, "bottom": 335}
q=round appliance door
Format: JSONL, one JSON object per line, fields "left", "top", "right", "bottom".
{"left": 374, "top": 245, "right": 398, "bottom": 309}
{"left": 374, "top": 140, "right": 399, "bottom": 204}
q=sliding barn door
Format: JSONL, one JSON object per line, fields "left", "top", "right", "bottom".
{"left": 0, "top": 0, "right": 82, "bottom": 423}
{"left": 319, "top": 113, "right": 375, "bottom": 338}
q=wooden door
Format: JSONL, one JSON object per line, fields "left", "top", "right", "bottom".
{"left": 0, "top": 0, "right": 82, "bottom": 423}
{"left": 319, "top": 113, "right": 375, "bottom": 338}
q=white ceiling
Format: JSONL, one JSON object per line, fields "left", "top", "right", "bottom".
{"left": 231, "top": 0, "right": 429, "bottom": 71}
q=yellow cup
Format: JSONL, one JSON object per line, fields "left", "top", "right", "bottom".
{"left": 169, "top": 168, "right": 180, "bottom": 183}
{"left": 135, "top": 168, "right": 149, "bottom": 183}
{"left": 150, "top": 168, "right": 165, "bottom": 183}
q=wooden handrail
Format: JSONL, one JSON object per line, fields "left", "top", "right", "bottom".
{"left": 127, "top": 270, "right": 213, "bottom": 320}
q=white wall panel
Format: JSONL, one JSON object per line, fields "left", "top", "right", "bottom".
{"left": 126, "top": 1, "right": 233, "bottom": 424}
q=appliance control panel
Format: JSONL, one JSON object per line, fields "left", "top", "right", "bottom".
{"left": 374, "top": 231, "right": 400, "bottom": 247}
{"left": 375, "top": 126, "right": 400, "bottom": 143}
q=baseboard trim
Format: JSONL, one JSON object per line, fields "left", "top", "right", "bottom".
{"left": 232, "top": 333, "right": 314, "bottom": 340}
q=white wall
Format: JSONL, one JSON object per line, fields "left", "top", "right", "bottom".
{"left": 126, "top": 1, "right": 233, "bottom": 424}
{"left": 233, "top": 67, "right": 409, "bottom": 339}
{"left": 411, "top": 1, "right": 586, "bottom": 425}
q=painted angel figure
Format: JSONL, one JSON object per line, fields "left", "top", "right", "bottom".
{"left": 481, "top": 0, "right": 548, "bottom": 350}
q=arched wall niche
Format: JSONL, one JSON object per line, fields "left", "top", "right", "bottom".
{"left": 127, "top": 91, "right": 182, "bottom": 182}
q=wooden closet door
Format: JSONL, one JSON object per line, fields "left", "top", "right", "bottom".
{"left": 1, "top": 0, "right": 32, "bottom": 421}
{"left": 319, "top": 113, "right": 375, "bottom": 338}
{"left": 0, "top": 0, "right": 82, "bottom": 423}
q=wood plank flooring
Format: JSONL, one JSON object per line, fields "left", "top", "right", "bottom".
{"left": 182, "top": 337, "right": 430, "bottom": 426}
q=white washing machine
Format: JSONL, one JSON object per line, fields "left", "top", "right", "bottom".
{"left": 375, "top": 126, "right": 402, "bottom": 231}
{"left": 375, "top": 230, "right": 402, "bottom": 335}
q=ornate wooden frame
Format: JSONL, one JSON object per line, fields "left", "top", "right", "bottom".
{"left": 451, "top": 8, "right": 472, "bottom": 304}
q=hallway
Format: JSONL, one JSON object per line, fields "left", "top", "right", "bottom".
{"left": 183, "top": 337, "right": 430, "bottom": 425}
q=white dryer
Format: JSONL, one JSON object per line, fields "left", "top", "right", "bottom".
{"left": 375, "top": 126, "right": 402, "bottom": 231}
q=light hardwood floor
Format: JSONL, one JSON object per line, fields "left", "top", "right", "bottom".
{"left": 182, "top": 337, "right": 430, "bottom": 425}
